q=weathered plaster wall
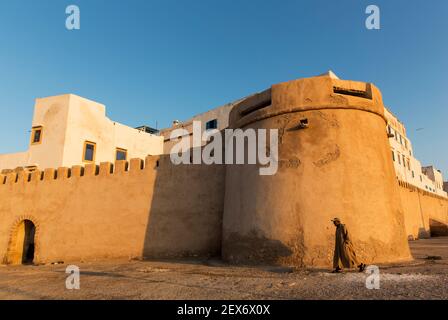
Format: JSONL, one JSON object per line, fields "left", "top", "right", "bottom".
{"left": 142, "top": 156, "right": 225, "bottom": 258}
{"left": 399, "top": 182, "right": 448, "bottom": 239}
{"left": 223, "top": 75, "right": 412, "bottom": 267}
{"left": 0, "top": 155, "right": 224, "bottom": 265}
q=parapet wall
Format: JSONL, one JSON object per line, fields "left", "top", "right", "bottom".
{"left": 0, "top": 155, "right": 225, "bottom": 264}
{"left": 398, "top": 180, "right": 448, "bottom": 239}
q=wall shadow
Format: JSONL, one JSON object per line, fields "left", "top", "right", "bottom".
{"left": 429, "top": 219, "right": 448, "bottom": 237}
{"left": 142, "top": 150, "right": 226, "bottom": 261}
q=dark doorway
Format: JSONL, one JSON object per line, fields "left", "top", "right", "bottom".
{"left": 429, "top": 219, "right": 448, "bottom": 237}
{"left": 22, "top": 220, "right": 36, "bottom": 264}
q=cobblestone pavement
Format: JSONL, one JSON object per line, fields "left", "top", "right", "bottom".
{"left": 0, "top": 237, "right": 447, "bottom": 300}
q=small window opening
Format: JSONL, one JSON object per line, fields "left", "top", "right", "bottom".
{"left": 31, "top": 126, "right": 43, "bottom": 144}
{"left": 206, "top": 119, "right": 218, "bottom": 130}
{"left": 83, "top": 141, "right": 96, "bottom": 162}
{"left": 116, "top": 148, "right": 127, "bottom": 161}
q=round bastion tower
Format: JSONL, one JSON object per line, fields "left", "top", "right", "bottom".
{"left": 222, "top": 73, "right": 412, "bottom": 267}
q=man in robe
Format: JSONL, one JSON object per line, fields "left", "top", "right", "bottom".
{"left": 332, "top": 218, "right": 366, "bottom": 273}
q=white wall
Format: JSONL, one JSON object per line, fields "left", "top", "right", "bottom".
{"left": 28, "top": 95, "right": 71, "bottom": 169}
{"left": 160, "top": 99, "right": 241, "bottom": 154}
{"left": 0, "top": 94, "right": 163, "bottom": 171}
{"left": 61, "top": 95, "right": 163, "bottom": 167}
{"left": 385, "top": 107, "right": 447, "bottom": 197}
{"left": 0, "top": 152, "right": 29, "bottom": 171}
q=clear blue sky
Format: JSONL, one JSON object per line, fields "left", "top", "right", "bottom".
{"left": 0, "top": 0, "right": 446, "bottom": 176}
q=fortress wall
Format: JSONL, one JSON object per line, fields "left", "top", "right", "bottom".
{"left": 142, "top": 155, "right": 225, "bottom": 258}
{"left": 223, "top": 76, "right": 412, "bottom": 267}
{"left": 0, "top": 155, "right": 224, "bottom": 265}
{"left": 399, "top": 182, "right": 448, "bottom": 239}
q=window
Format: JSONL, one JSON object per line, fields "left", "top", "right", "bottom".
{"left": 116, "top": 148, "right": 127, "bottom": 161}
{"left": 402, "top": 155, "right": 406, "bottom": 167}
{"left": 333, "top": 86, "right": 372, "bottom": 99}
{"left": 412, "top": 171, "right": 415, "bottom": 178}
{"left": 206, "top": 119, "right": 218, "bottom": 130}
{"left": 83, "top": 141, "right": 96, "bottom": 162}
{"left": 31, "top": 126, "right": 43, "bottom": 144}
{"left": 397, "top": 153, "right": 401, "bottom": 165}
{"left": 391, "top": 151, "right": 395, "bottom": 162}
{"left": 420, "top": 175, "right": 423, "bottom": 182}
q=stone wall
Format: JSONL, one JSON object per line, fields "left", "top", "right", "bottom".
{"left": 222, "top": 75, "right": 413, "bottom": 267}
{"left": 0, "top": 155, "right": 224, "bottom": 265}
{"left": 398, "top": 181, "right": 448, "bottom": 239}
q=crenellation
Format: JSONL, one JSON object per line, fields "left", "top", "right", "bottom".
{"left": 0, "top": 157, "right": 153, "bottom": 188}
{"left": 71, "top": 165, "right": 84, "bottom": 178}
{"left": 43, "top": 168, "right": 56, "bottom": 181}
{"left": 84, "top": 164, "right": 99, "bottom": 177}
{"left": 115, "top": 160, "right": 128, "bottom": 173}
{"left": 129, "top": 158, "right": 144, "bottom": 172}
{"left": 145, "top": 155, "right": 160, "bottom": 170}
{"left": 29, "top": 170, "right": 41, "bottom": 182}
{"left": 57, "top": 167, "right": 70, "bottom": 180}
{"left": 16, "top": 171, "right": 29, "bottom": 184}
{"left": 4, "top": 172, "right": 17, "bottom": 185}
{"left": 99, "top": 162, "right": 113, "bottom": 176}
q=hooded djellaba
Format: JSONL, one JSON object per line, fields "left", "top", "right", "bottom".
{"left": 331, "top": 217, "right": 366, "bottom": 273}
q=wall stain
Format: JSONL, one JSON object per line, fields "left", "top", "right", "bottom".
{"left": 279, "top": 157, "right": 301, "bottom": 169}
{"left": 316, "top": 111, "right": 339, "bottom": 128}
{"left": 313, "top": 145, "right": 340, "bottom": 167}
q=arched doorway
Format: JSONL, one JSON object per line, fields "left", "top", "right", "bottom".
{"left": 6, "top": 219, "right": 36, "bottom": 265}
{"left": 22, "top": 220, "right": 36, "bottom": 264}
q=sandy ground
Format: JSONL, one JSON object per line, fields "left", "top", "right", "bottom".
{"left": 0, "top": 237, "right": 447, "bottom": 300}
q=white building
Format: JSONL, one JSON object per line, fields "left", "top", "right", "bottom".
{"left": 0, "top": 94, "right": 163, "bottom": 171}
{"left": 384, "top": 107, "right": 447, "bottom": 197}
{"left": 159, "top": 98, "right": 244, "bottom": 154}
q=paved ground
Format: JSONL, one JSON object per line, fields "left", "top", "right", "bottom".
{"left": 0, "top": 237, "right": 447, "bottom": 300}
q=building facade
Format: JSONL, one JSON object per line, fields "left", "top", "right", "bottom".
{"left": 159, "top": 99, "right": 244, "bottom": 154}
{"left": 0, "top": 94, "right": 163, "bottom": 171}
{"left": 384, "top": 108, "right": 447, "bottom": 197}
